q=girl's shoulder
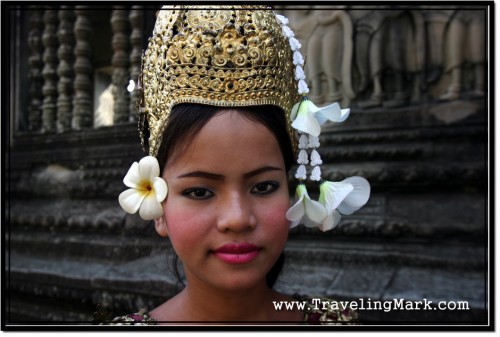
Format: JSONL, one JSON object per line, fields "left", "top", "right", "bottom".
{"left": 293, "top": 294, "right": 359, "bottom": 324}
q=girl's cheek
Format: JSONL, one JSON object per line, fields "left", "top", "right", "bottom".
{"left": 262, "top": 201, "right": 291, "bottom": 229}
{"left": 164, "top": 201, "right": 213, "bottom": 240}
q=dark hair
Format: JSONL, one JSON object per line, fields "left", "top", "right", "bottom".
{"left": 157, "top": 103, "right": 294, "bottom": 288}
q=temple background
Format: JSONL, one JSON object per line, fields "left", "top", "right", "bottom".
{"left": 5, "top": 4, "right": 489, "bottom": 324}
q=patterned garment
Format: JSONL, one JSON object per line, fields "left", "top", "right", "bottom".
{"left": 99, "top": 295, "right": 358, "bottom": 325}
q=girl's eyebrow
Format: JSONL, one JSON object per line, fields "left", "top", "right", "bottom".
{"left": 176, "top": 166, "right": 283, "bottom": 180}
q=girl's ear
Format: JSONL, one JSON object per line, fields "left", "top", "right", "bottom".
{"left": 155, "top": 216, "right": 169, "bottom": 237}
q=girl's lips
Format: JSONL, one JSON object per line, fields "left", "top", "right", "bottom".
{"left": 213, "top": 243, "right": 261, "bottom": 264}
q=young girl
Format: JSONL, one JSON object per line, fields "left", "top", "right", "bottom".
{"left": 112, "top": 5, "right": 370, "bottom": 324}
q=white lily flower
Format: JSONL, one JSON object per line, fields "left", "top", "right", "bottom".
{"left": 286, "top": 184, "right": 327, "bottom": 229}
{"left": 310, "top": 166, "right": 322, "bottom": 181}
{"left": 289, "top": 37, "right": 301, "bottom": 51}
{"left": 118, "top": 156, "right": 168, "bottom": 221}
{"left": 291, "top": 97, "right": 348, "bottom": 137}
{"left": 295, "top": 164, "right": 307, "bottom": 180}
{"left": 295, "top": 65, "right": 305, "bottom": 81}
{"left": 293, "top": 51, "right": 304, "bottom": 66}
{"left": 291, "top": 98, "right": 321, "bottom": 137}
{"left": 310, "top": 149, "right": 323, "bottom": 166}
{"left": 298, "top": 134, "right": 309, "bottom": 149}
{"left": 318, "top": 177, "right": 371, "bottom": 231}
{"left": 298, "top": 149, "right": 309, "bottom": 165}
{"left": 275, "top": 14, "right": 289, "bottom": 25}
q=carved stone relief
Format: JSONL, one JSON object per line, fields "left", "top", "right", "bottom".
{"left": 281, "top": 7, "right": 486, "bottom": 107}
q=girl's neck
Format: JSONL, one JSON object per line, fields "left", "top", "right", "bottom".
{"left": 151, "top": 277, "right": 301, "bottom": 323}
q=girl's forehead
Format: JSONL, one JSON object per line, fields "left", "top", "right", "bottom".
{"left": 165, "top": 111, "right": 285, "bottom": 175}
{"left": 187, "top": 111, "right": 278, "bottom": 155}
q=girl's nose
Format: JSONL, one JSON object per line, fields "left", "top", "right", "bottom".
{"left": 216, "top": 192, "right": 257, "bottom": 233}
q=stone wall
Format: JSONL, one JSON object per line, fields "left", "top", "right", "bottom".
{"left": 6, "top": 5, "right": 489, "bottom": 325}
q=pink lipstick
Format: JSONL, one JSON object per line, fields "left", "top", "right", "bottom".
{"left": 213, "top": 243, "right": 261, "bottom": 264}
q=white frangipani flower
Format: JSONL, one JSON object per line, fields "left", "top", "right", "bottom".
{"left": 310, "top": 149, "right": 323, "bottom": 166}
{"left": 118, "top": 156, "right": 168, "bottom": 221}
{"left": 295, "top": 164, "right": 307, "bottom": 180}
{"left": 310, "top": 166, "right": 322, "bottom": 181}
{"left": 286, "top": 184, "right": 327, "bottom": 229}
{"left": 298, "top": 149, "right": 309, "bottom": 164}
{"left": 291, "top": 97, "right": 349, "bottom": 137}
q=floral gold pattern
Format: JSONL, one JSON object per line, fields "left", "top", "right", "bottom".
{"left": 139, "top": 5, "right": 299, "bottom": 156}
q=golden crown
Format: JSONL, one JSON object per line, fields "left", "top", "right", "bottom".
{"left": 138, "top": 5, "right": 300, "bottom": 156}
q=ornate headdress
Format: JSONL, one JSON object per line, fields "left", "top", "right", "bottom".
{"left": 138, "top": 5, "right": 300, "bottom": 156}
{"left": 119, "top": 5, "right": 370, "bottom": 232}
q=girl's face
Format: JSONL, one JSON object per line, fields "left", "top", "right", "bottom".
{"left": 155, "top": 110, "right": 290, "bottom": 292}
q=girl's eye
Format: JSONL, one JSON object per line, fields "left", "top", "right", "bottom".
{"left": 251, "top": 181, "right": 279, "bottom": 195}
{"left": 182, "top": 188, "right": 214, "bottom": 200}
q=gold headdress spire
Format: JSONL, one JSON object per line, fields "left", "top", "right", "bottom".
{"left": 138, "top": 5, "right": 299, "bottom": 156}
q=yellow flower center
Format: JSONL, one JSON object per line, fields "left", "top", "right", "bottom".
{"left": 139, "top": 179, "right": 152, "bottom": 192}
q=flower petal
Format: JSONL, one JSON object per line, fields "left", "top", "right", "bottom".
{"left": 289, "top": 218, "right": 301, "bottom": 229}
{"left": 118, "top": 188, "right": 147, "bottom": 214}
{"left": 152, "top": 177, "right": 168, "bottom": 202}
{"left": 302, "top": 215, "right": 321, "bottom": 228}
{"left": 320, "top": 210, "right": 341, "bottom": 232}
{"left": 139, "top": 191, "right": 164, "bottom": 220}
{"left": 319, "top": 181, "right": 354, "bottom": 211}
{"left": 339, "top": 108, "right": 350, "bottom": 122}
{"left": 304, "top": 197, "right": 327, "bottom": 223}
{"left": 291, "top": 101, "right": 300, "bottom": 121}
{"left": 138, "top": 156, "right": 160, "bottom": 181}
{"left": 286, "top": 186, "right": 306, "bottom": 221}
{"left": 315, "top": 102, "right": 342, "bottom": 125}
{"left": 338, "top": 176, "right": 371, "bottom": 215}
{"left": 291, "top": 103, "right": 321, "bottom": 137}
{"left": 285, "top": 199, "right": 305, "bottom": 222}
{"left": 123, "top": 162, "right": 141, "bottom": 189}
